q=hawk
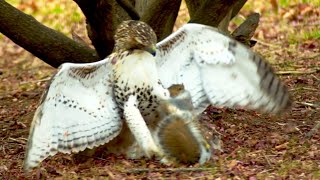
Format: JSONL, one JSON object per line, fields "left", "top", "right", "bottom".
{"left": 24, "top": 20, "right": 291, "bottom": 171}
{"left": 85, "top": 84, "right": 211, "bottom": 165}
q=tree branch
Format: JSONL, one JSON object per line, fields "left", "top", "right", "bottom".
{"left": 125, "top": 167, "right": 216, "bottom": 173}
{"left": 140, "top": 0, "right": 182, "bottom": 41}
{"left": 0, "top": 1, "right": 99, "bottom": 68}
{"left": 232, "top": 13, "right": 260, "bottom": 47}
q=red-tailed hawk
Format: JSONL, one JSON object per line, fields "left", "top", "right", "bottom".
{"left": 24, "top": 20, "right": 290, "bottom": 171}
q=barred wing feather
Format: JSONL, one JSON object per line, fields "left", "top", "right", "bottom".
{"left": 156, "top": 23, "right": 290, "bottom": 114}
{"left": 24, "top": 59, "right": 122, "bottom": 171}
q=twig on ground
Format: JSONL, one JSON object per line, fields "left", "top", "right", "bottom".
{"left": 246, "top": 150, "right": 262, "bottom": 156}
{"left": 94, "top": 157, "right": 109, "bottom": 161}
{"left": 1, "top": 144, "right": 7, "bottom": 155}
{"left": 19, "top": 77, "right": 51, "bottom": 85}
{"left": 305, "top": 121, "right": 320, "bottom": 139}
{"left": 105, "top": 168, "right": 115, "bottom": 179}
{"left": 292, "top": 22, "right": 320, "bottom": 27}
{"left": 16, "top": 121, "right": 27, "bottom": 128}
{"left": 296, "top": 102, "right": 319, "bottom": 109}
{"left": 258, "top": 168, "right": 274, "bottom": 174}
{"left": 311, "top": 74, "right": 320, "bottom": 81}
{"left": 20, "top": 137, "right": 28, "bottom": 141}
{"left": 298, "top": 54, "right": 320, "bottom": 60}
{"left": 8, "top": 137, "right": 27, "bottom": 145}
{"left": 276, "top": 122, "right": 286, "bottom": 126}
{"left": 256, "top": 40, "right": 281, "bottom": 48}
{"left": 276, "top": 69, "right": 319, "bottom": 75}
{"left": 125, "top": 167, "right": 215, "bottom": 173}
{"left": 262, "top": 153, "right": 272, "bottom": 167}
{"left": 295, "top": 127, "right": 303, "bottom": 135}
{"left": 290, "top": 87, "right": 318, "bottom": 92}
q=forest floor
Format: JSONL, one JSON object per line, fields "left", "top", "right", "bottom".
{"left": 0, "top": 0, "right": 319, "bottom": 179}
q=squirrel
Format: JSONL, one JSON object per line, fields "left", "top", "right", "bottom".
{"left": 154, "top": 84, "right": 211, "bottom": 165}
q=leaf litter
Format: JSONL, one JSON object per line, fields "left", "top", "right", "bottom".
{"left": 0, "top": 0, "right": 319, "bottom": 179}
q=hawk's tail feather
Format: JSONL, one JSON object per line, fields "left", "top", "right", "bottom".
{"left": 252, "top": 53, "right": 291, "bottom": 113}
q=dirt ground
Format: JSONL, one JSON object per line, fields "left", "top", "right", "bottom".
{"left": 0, "top": 1, "right": 319, "bottom": 179}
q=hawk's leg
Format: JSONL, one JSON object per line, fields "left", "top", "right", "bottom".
{"left": 124, "top": 95, "right": 163, "bottom": 158}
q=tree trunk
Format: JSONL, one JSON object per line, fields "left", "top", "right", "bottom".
{"left": 231, "top": 0, "right": 247, "bottom": 19}
{"left": 0, "top": 1, "right": 99, "bottom": 68}
{"left": 184, "top": 0, "right": 203, "bottom": 18}
{"left": 140, "top": 0, "right": 182, "bottom": 41}
{"left": 74, "top": 0, "right": 131, "bottom": 59}
{"left": 232, "top": 13, "right": 260, "bottom": 47}
{"left": 189, "top": 0, "right": 243, "bottom": 27}
{"left": 116, "top": 0, "right": 140, "bottom": 20}
{"left": 135, "top": 0, "right": 153, "bottom": 16}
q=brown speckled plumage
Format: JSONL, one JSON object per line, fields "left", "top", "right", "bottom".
{"left": 111, "top": 21, "right": 165, "bottom": 120}
{"left": 113, "top": 20, "right": 157, "bottom": 54}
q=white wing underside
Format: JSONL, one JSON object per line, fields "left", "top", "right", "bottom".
{"left": 24, "top": 59, "right": 122, "bottom": 171}
{"left": 156, "top": 23, "right": 290, "bottom": 114}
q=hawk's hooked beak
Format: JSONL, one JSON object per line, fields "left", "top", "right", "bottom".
{"left": 144, "top": 45, "right": 157, "bottom": 56}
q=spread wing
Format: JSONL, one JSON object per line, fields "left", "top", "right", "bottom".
{"left": 156, "top": 23, "right": 290, "bottom": 114}
{"left": 24, "top": 59, "right": 122, "bottom": 171}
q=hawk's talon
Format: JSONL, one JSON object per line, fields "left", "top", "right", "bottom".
{"left": 142, "top": 143, "right": 163, "bottom": 158}
{"left": 159, "top": 156, "right": 176, "bottom": 166}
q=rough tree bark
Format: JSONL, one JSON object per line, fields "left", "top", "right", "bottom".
{"left": 185, "top": 0, "right": 259, "bottom": 45}
{"left": 74, "top": 0, "right": 131, "bottom": 59}
{"left": 0, "top": 0, "right": 256, "bottom": 68}
{"left": 116, "top": 0, "right": 140, "bottom": 20}
{"left": 188, "top": 0, "right": 247, "bottom": 28}
{"left": 140, "top": 0, "right": 182, "bottom": 41}
{"left": 0, "top": 0, "right": 99, "bottom": 68}
{"left": 74, "top": 0, "right": 181, "bottom": 57}
{"left": 186, "top": 0, "right": 247, "bottom": 27}
{"left": 135, "top": 0, "right": 152, "bottom": 16}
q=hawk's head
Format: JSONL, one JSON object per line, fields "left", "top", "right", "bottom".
{"left": 114, "top": 20, "right": 157, "bottom": 56}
